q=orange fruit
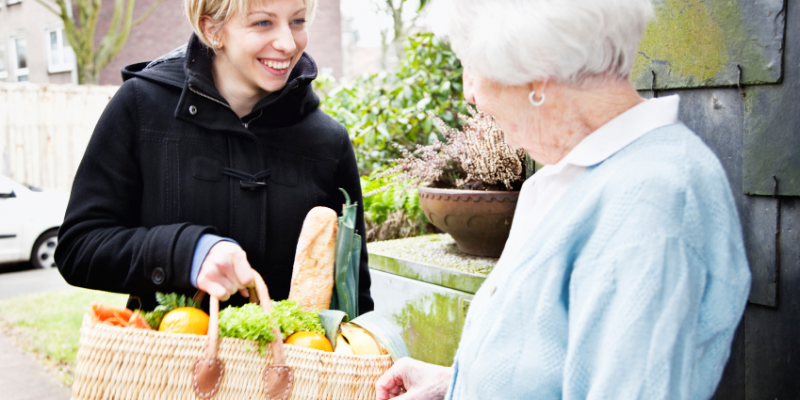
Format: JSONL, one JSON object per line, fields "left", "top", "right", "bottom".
{"left": 158, "top": 307, "right": 209, "bottom": 335}
{"left": 285, "top": 331, "right": 333, "bottom": 352}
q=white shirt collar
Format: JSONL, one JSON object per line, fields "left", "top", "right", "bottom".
{"left": 537, "top": 95, "right": 680, "bottom": 176}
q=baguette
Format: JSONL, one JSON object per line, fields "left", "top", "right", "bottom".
{"left": 288, "top": 207, "right": 338, "bottom": 311}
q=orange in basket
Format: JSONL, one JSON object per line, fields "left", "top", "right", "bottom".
{"left": 158, "top": 307, "right": 209, "bottom": 335}
{"left": 285, "top": 331, "right": 333, "bottom": 352}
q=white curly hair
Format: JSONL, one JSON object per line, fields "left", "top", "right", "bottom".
{"left": 429, "top": 0, "right": 654, "bottom": 87}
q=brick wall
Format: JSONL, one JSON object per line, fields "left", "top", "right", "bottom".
{"left": 98, "top": 0, "right": 343, "bottom": 85}
{"left": 306, "top": 0, "right": 343, "bottom": 79}
{"left": 98, "top": 0, "right": 193, "bottom": 85}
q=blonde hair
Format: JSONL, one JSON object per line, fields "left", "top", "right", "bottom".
{"left": 186, "top": 0, "right": 318, "bottom": 48}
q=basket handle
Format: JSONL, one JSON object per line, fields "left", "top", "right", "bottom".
{"left": 193, "top": 269, "right": 293, "bottom": 400}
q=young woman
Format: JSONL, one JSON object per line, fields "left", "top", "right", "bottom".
{"left": 55, "top": 0, "right": 373, "bottom": 313}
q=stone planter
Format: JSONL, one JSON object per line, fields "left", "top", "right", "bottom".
{"left": 418, "top": 185, "right": 519, "bottom": 257}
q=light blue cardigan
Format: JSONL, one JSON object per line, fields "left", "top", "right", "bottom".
{"left": 445, "top": 124, "right": 751, "bottom": 400}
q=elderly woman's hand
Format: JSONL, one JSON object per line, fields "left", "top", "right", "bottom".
{"left": 375, "top": 358, "right": 453, "bottom": 400}
{"left": 197, "top": 241, "right": 255, "bottom": 301}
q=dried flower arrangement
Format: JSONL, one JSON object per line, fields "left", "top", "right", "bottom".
{"left": 368, "top": 107, "right": 527, "bottom": 195}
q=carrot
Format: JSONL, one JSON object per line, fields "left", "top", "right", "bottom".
{"left": 90, "top": 303, "right": 151, "bottom": 330}
{"left": 128, "top": 312, "right": 152, "bottom": 330}
{"left": 91, "top": 303, "right": 133, "bottom": 321}
{"left": 101, "top": 316, "right": 130, "bottom": 327}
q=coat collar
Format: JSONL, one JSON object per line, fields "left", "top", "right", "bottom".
{"left": 122, "top": 33, "right": 321, "bottom": 133}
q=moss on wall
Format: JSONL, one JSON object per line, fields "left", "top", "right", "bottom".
{"left": 370, "top": 253, "right": 487, "bottom": 294}
{"left": 630, "top": 0, "right": 775, "bottom": 89}
{"left": 394, "top": 293, "right": 466, "bottom": 366}
{"left": 632, "top": 0, "right": 729, "bottom": 86}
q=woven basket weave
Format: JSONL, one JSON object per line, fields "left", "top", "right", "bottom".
{"left": 71, "top": 271, "right": 393, "bottom": 400}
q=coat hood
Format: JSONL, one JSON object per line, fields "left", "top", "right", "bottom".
{"left": 121, "top": 34, "right": 321, "bottom": 132}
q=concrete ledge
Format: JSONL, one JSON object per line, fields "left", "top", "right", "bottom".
{"left": 367, "top": 234, "right": 495, "bottom": 294}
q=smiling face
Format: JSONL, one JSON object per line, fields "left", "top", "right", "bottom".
{"left": 207, "top": 0, "right": 309, "bottom": 97}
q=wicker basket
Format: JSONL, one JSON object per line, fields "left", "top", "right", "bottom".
{"left": 70, "top": 271, "right": 393, "bottom": 400}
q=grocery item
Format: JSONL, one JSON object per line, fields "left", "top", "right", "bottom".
{"left": 158, "top": 307, "right": 209, "bottom": 335}
{"left": 271, "top": 300, "right": 326, "bottom": 339}
{"left": 349, "top": 311, "right": 410, "bottom": 361}
{"left": 138, "top": 292, "right": 202, "bottom": 329}
{"left": 89, "top": 303, "right": 152, "bottom": 330}
{"left": 285, "top": 331, "right": 333, "bottom": 352}
{"left": 288, "top": 207, "right": 338, "bottom": 311}
{"left": 72, "top": 268, "right": 393, "bottom": 400}
{"left": 334, "top": 332, "right": 353, "bottom": 355}
{"left": 331, "top": 189, "right": 361, "bottom": 318}
{"left": 336, "top": 322, "right": 384, "bottom": 356}
{"left": 218, "top": 300, "right": 324, "bottom": 348}
{"left": 319, "top": 309, "right": 410, "bottom": 361}
{"left": 128, "top": 312, "right": 152, "bottom": 329}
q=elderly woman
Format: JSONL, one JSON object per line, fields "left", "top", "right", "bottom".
{"left": 376, "top": 0, "right": 751, "bottom": 399}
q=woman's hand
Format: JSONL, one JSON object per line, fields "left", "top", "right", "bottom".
{"left": 376, "top": 358, "right": 454, "bottom": 400}
{"left": 197, "top": 241, "right": 255, "bottom": 301}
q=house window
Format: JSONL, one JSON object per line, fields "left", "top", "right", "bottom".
{"left": 0, "top": 41, "right": 7, "bottom": 80}
{"left": 8, "top": 35, "right": 29, "bottom": 82}
{"left": 45, "top": 28, "right": 74, "bottom": 73}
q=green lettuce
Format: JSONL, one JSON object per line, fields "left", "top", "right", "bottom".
{"left": 219, "top": 303, "right": 277, "bottom": 347}
{"left": 271, "top": 300, "right": 325, "bottom": 340}
{"left": 218, "top": 300, "right": 324, "bottom": 350}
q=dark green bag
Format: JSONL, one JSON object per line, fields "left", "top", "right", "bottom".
{"left": 329, "top": 188, "right": 360, "bottom": 318}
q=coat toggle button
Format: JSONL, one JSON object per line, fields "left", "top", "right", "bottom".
{"left": 151, "top": 268, "right": 165, "bottom": 284}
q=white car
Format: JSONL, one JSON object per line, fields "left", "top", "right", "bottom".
{"left": 0, "top": 175, "right": 69, "bottom": 269}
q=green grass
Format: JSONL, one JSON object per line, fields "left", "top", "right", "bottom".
{"left": 0, "top": 289, "right": 128, "bottom": 385}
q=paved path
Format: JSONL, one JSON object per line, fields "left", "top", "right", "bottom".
{"left": 0, "top": 267, "right": 73, "bottom": 300}
{"left": 0, "top": 266, "right": 73, "bottom": 399}
{"left": 0, "top": 334, "right": 71, "bottom": 400}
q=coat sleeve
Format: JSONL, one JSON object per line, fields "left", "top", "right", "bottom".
{"left": 563, "top": 217, "right": 749, "bottom": 399}
{"left": 333, "top": 127, "right": 374, "bottom": 314}
{"left": 55, "top": 79, "right": 215, "bottom": 295}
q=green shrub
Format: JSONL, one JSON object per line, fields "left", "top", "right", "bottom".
{"left": 318, "top": 33, "right": 468, "bottom": 174}
{"left": 360, "top": 171, "right": 435, "bottom": 241}
{"left": 361, "top": 173, "right": 424, "bottom": 226}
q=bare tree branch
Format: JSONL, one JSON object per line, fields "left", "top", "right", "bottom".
{"left": 132, "top": 0, "right": 164, "bottom": 26}
{"left": 34, "top": 0, "right": 61, "bottom": 17}
{"left": 34, "top": 0, "right": 162, "bottom": 83}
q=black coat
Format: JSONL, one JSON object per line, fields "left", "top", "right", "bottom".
{"left": 56, "top": 34, "right": 373, "bottom": 313}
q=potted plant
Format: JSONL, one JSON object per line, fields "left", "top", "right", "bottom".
{"left": 369, "top": 107, "right": 526, "bottom": 257}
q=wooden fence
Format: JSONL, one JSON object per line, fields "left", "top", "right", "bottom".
{"left": 0, "top": 83, "right": 118, "bottom": 192}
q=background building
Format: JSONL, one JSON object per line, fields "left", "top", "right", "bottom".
{"left": 0, "top": 0, "right": 77, "bottom": 84}
{"left": 0, "top": 0, "right": 346, "bottom": 86}
{"left": 98, "top": 0, "right": 345, "bottom": 85}
{"left": 96, "top": 0, "right": 194, "bottom": 85}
